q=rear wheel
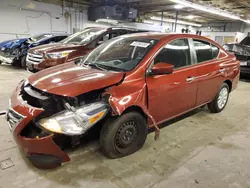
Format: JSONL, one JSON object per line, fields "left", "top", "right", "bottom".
{"left": 0, "top": 60, "right": 2, "bottom": 65}
{"left": 100, "top": 112, "right": 148, "bottom": 159}
{"left": 208, "top": 83, "right": 230, "bottom": 113}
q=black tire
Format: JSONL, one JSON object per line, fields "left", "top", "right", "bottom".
{"left": 0, "top": 60, "right": 2, "bottom": 65}
{"left": 11, "top": 59, "right": 21, "bottom": 67}
{"left": 21, "top": 55, "right": 27, "bottom": 68}
{"left": 100, "top": 112, "right": 148, "bottom": 159}
{"left": 208, "top": 83, "right": 230, "bottom": 113}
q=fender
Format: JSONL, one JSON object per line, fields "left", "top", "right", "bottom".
{"left": 105, "top": 79, "right": 160, "bottom": 140}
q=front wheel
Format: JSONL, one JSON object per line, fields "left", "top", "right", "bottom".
{"left": 208, "top": 83, "right": 230, "bottom": 113}
{"left": 100, "top": 112, "right": 148, "bottom": 159}
{"left": 21, "top": 55, "right": 27, "bottom": 68}
{"left": 11, "top": 58, "right": 21, "bottom": 67}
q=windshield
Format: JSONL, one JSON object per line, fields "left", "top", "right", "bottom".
{"left": 30, "top": 34, "right": 52, "bottom": 42}
{"left": 80, "top": 37, "right": 158, "bottom": 72}
{"left": 62, "top": 28, "right": 106, "bottom": 45}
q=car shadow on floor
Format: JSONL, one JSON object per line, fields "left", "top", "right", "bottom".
{"left": 148, "top": 107, "right": 207, "bottom": 134}
{"left": 0, "top": 63, "right": 24, "bottom": 71}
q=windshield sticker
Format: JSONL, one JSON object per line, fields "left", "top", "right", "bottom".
{"left": 130, "top": 41, "right": 150, "bottom": 48}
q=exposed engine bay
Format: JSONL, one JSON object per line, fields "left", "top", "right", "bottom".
{"left": 20, "top": 81, "right": 110, "bottom": 149}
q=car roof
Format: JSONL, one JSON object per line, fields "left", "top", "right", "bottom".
{"left": 34, "top": 33, "right": 69, "bottom": 37}
{"left": 50, "top": 33, "right": 69, "bottom": 36}
{"left": 109, "top": 27, "right": 142, "bottom": 31}
{"left": 83, "top": 27, "right": 146, "bottom": 32}
{"left": 121, "top": 32, "right": 218, "bottom": 44}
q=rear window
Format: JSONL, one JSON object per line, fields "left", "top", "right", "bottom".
{"left": 62, "top": 28, "right": 106, "bottom": 45}
{"left": 193, "top": 39, "right": 213, "bottom": 63}
{"left": 30, "top": 34, "right": 52, "bottom": 42}
{"left": 212, "top": 45, "right": 220, "bottom": 59}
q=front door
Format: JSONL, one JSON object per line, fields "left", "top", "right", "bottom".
{"left": 146, "top": 38, "right": 198, "bottom": 123}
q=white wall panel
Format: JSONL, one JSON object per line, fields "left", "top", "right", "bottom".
{"left": 0, "top": 0, "right": 88, "bottom": 41}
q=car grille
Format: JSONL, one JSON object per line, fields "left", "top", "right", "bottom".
{"left": 27, "top": 52, "right": 44, "bottom": 64}
{"left": 6, "top": 109, "right": 25, "bottom": 131}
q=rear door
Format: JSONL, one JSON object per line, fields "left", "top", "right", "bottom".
{"left": 191, "top": 39, "right": 225, "bottom": 105}
{"left": 146, "top": 38, "right": 198, "bottom": 123}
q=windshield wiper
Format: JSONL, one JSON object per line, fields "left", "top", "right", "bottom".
{"left": 98, "top": 65, "right": 125, "bottom": 72}
{"left": 81, "top": 62, "right": 124, "bottom": 72}
{"left": 83, "top": 63, "right": 107, "bottom": 71}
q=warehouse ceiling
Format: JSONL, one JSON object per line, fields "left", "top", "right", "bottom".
{"left": 129, "top": 0, "right": 250, "bottom": 23}
{"left": 34, "top": 0, "right": 250, "bottom": 24}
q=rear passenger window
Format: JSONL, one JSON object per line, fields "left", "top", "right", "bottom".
{"left": 212, "top": 45, "right": 220, "bottom": 59}
{"left": 193, "top": 40, "right": 213, "bottom": 63}
{"left": 55, "top": 36, "right": 67, "bottom": 42}
{"left": 110, "top": 31, "right": 120, "bottom": 38}
{"left": 154, "top": 39, "right": 191, "bottom": 69}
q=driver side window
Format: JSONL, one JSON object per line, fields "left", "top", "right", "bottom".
{"left": 154, "top": 39, "right": 191, "bottom": 69}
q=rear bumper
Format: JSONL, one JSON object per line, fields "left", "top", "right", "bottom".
{"left": 7, "top": 81, "right": 70, "bottom": 168}
{"left": 240, "top": 66, "right": 250, "bottom": 75}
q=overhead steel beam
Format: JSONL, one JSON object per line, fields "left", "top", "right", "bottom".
{"left": 64, "top": 0, "right": 92, "bottom": 6}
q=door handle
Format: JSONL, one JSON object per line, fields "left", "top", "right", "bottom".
{"left": 186, "top": 76, "right": 196, "bottom": 82}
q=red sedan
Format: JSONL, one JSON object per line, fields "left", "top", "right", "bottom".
{"left": 6, "top": 33, "right": 240, "bottom": 168}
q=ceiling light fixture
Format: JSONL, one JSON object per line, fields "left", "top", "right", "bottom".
{"left": 242, "top": 20, "right": 250, "bottom": 24}
{"left": 174, "top": 4, "right": 184, "bottom": 9}
{"left": 150, "top": 16, "right": 202, "bottom": 27}
{"left": 95, "top": 19, "right": 118, "bottom": 24}
{"left": 170, "top": 0, "right": 247, "bottom": 22}
{"left": 187, "top": 15, "right": 195, "bottom": 19}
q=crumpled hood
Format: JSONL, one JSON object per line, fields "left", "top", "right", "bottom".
{"left": 0, "top": 38, "right": 27, "bottom": 49}
{"left": 28, "top": 62, "right": 125, "bottom": 97}
{"left": 29, "top": 43, "right": 84, "bottom": 54}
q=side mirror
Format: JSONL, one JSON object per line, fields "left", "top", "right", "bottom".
{"left": 148, "top": 62, "right": 174, "bottom": 75}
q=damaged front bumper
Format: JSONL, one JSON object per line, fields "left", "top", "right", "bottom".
{"left": 0, "top": 55, "right": 14, "bottom": 64}
{"left": 0, "top": 49, "right": 18, "bottom": 64}
{"left": 6, "top": 82, "right": 70, "bottom": 168}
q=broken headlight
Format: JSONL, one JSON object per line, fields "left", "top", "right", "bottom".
{"left": 38, "top": 101, "right": 108, "bottom": 135}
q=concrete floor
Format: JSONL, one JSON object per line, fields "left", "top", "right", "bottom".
{"left": 0, "top": 64, "right": 250, "bottom": 188}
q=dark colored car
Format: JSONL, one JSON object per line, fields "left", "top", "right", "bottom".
{"left": 26, "top": 27, "right": 146, "bottom": 72}
{"left": 0, "top": 38, "right": 27, "bottom": 49}
{"left": 0, "top": 38, "right": 28, "bottom": 65}
{"left": 0, "top": 33, "right": 69, "bottom": 67}
{"left": 6, "top": 33, "right": 239, "bottom": 168}
{"left": 223, "top": 36, "right": 250, "bottom": 76}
